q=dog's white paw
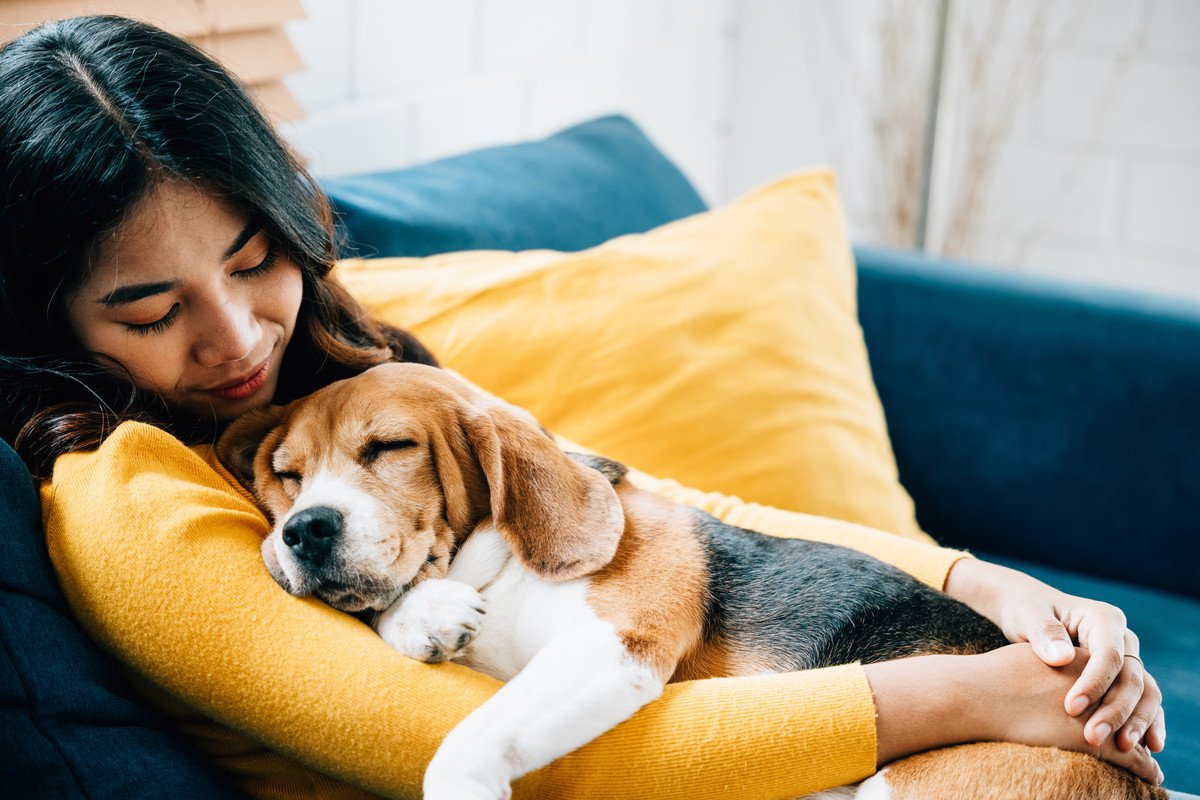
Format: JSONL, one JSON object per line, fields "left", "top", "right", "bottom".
{"left": 423, "top": 773, "right": 511, "bottom": 800}
{"left": 374, "top": 579, "right": 485, "bottom": 663}
{"left": 424, "top": 751, "right": 513, "bottom": 800}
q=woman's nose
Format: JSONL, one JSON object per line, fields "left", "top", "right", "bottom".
{"left": 195, "top": 301, "right": 261, "bottom": 367}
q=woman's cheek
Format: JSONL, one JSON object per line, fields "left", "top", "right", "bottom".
{"left": 127, "top": 338, "right": 190, "bottom": 395}
{"left": 79, "top": 328, "right": 175, "bottom": 395}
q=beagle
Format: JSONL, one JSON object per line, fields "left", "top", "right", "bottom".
{"left": 216, "top": 362, "right": 1165, "bottom": 800}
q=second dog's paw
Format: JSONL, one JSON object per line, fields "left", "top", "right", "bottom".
{"left": 374, "top": 579, "right": 485, "bottom": 663}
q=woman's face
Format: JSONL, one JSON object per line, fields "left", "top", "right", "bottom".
{"left": 67, "top": 180, "right": 304, "bottom": 422}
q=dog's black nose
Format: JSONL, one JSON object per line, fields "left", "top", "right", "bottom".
{"left": 282, "top": 506, "right": 343, "bottom": 562}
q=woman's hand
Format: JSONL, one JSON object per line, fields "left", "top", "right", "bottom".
{"left": 972, "top": 644, "right": 1164, "bottom": 784}
{"left": 945, "top": 558, "right": 1165, "bottom": 754}
{"left": 865, "top": 645, "right": 1164, "bottom": 785}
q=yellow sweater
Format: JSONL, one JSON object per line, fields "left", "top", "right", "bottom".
{"left": 41, "top": 420, "right": 968, "bottom": 800}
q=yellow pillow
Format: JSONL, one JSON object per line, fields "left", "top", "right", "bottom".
{"left": 334, "top": 169, "right": 926, "bottom": 540}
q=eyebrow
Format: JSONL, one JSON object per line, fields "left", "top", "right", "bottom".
{"left": 97, "top": 220, "right": 263, "bottom": 307}
{"left": 222, "top": 220, "right": 263, "bottom": 261}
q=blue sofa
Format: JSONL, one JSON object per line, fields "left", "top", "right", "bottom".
{"left": 857, "top": 247, "right": 1200, "bottom": 790}
{"left": 1, "top": 114, "right": 1196, "bottom": 796}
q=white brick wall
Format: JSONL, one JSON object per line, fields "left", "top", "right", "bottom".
{"left": 724, "top": 0, "right": 1200, "bottom": 302}
{"left": 284, "top": 0, "right": 1199, "bottom": 301}
{"left": 282, "top": 0, "right": 734, "bottom": 204}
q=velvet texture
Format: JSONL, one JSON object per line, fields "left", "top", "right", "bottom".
{"left": 325, "top": 118, "right": 1198, "bottom": 791}
{"left": 0, "top": 439, "right": 248, "bottom": 799}
{"left": 856, "top": 247, "right": 1200, "bottom": 790}
{"left": 323, "top": 114, "right": 707, "bottom": 259}
{"left": 1, "top": 112, "right": 1194, "bottom": 795}
{"left": 856, "top": 245, "right": 1200, "bottom": 600}
{"left": 333, "top": 170, "right": 925, "bottom": 539}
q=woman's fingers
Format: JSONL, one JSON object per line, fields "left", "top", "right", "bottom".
{"left": 1027, "top": 616, "right": 1076, "bottom": 666}
{"left": 1107, "top": 742, "right": 1165, "bottom": 787}
{"left": 1091, "top": 735, "right": 1163, "bottom": 785}
{"left": 1066, "top": 610, "right": 1128, "bottom": 717}
{"left": 977, "top": 645, "right": 1164, "bottom": 784}
{"left": 1076, "top": 630, "right": 1162, "bottom": 751}
{"left": 1145, "top": 707, "right": 1166, "bottom": 753}
{"left": 1116, "top": 669, "right": 1164, "bottom": 753}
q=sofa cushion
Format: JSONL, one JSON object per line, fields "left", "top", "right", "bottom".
{"left": 856, "top": 246, "right": 1200, "bottom": 599}
{"left": 0, "top": 439, "right": 247, "bottom": 798}
{"left": 334, "top": 169, "right": 925, "bottom": 538}
{"left": 322, "top": 114, "right": 708, "bottom": 258}
{"left": 984, "top": 552, "right": 1200, "bottom": 793}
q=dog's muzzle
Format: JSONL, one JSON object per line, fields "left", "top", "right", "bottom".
{"left": 269, "top": 505, "right": 399, "bottom": 612}
{"left": 282, "top": 505, "right": 344, "bottom": 565}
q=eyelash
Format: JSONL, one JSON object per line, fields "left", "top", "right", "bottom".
{"left": 128, "top": 304, "right": 180, "bottom": 336}
{"left": 125, "top": 243, "right": 281, "bottom": 336}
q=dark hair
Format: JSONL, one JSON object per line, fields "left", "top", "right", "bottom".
{"left": 0, "top": 15, "right": 437, "bottom": 478}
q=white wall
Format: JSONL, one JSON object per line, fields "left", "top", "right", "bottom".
{"left": 282, "top": 0, "right": 735, "bottom": 204}
{"left": 284, "top": 0, "right": 1200, "bottom": 301}
{"left": 724, "top": 0, "right": 1200, "bottom": 301}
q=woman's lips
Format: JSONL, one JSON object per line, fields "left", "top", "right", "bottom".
{"left": 205, "top": 360, "right": 270, "bottom": 401}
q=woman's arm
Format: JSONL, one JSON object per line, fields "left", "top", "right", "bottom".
{"left": 43, "top": 422, "right": 1162, "bottom": 797}
{"left": 867, "top": 644, "right": 1162, "bottom": 784}
{"left": 624, "top": 456, "right": 1164, "bottom": 784}
{"left": 945, "top": 558, "right": 1166, "bottom": 755}
{"left": 39, "top": 421, "right": 884, "bottom": 799}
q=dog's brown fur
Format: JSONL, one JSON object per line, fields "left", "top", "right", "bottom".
{"left": 585, "top": 484, "right": 710, "bottom": 681}
{"left": 217, "top": 363, "right": 1167, "bottom": 800}
{"left": 880, "top": 742, "right": 1167, "bottom": 800}
{"left": 219, "top": 364, "right": 625, "bottom": 604}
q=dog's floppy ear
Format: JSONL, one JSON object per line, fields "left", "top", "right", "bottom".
{"left": 427, "top": 416, "right": 491, "bottom": 540}
{"left": 459, "top": 400, "right": 625, "bottom": 582}
{"left": 215, "top": 405, "right": 290, "bottom": 492}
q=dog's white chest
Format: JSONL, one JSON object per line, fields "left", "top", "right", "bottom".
{"left": 375, "top": 527, "right": 665, "bottom": 800}
{"left": 446, "top": 527, "right": 601, "bottom": 682}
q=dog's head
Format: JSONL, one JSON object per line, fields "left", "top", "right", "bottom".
{"left": 216, "top": 363, "right": 625, "bottom": 613}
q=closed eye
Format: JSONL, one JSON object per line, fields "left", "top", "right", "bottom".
{"left": 125, "top": 303, "right": 180, "bottom": 335}
{"left": 361, "top": 439, "right": 419, "bottom": 465}
{"left": 274, "top": 470, "right": 302, "bottom": 486}
{"left": 233, "top": 241, "right": 280, "bottom": 279}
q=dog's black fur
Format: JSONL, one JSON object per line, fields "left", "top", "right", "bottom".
{"left": 701, "top": 517, "right": 1009, "bottom": 668}
{"left": 567, "top": 451, "right": 1009, "bottom": 669}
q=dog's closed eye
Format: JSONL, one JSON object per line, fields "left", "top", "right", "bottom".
{"left": 273, "top": 470, "right": 302, "bottom": 490}
{"left": 360, "top": 439, "right": 420, "bottom": 466}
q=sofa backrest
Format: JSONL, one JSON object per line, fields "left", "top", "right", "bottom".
{"left": 322, "top": 114, "right": 707, "bottom": 258}
{"left": 857, "top": 246, "right": 1200, "bottom": 598}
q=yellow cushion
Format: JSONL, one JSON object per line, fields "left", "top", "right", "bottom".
{"left": 334, "top": 169, "right": 926, "bottom": 539}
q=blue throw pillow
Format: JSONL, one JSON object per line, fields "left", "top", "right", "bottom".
{"left": 321, "top": 114, "right": 707, "bottom": 258}
{"left": 0, "top": 440, "right": 247, "bottom": 799}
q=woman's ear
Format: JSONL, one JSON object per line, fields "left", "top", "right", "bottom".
{"left": 460, "top": 400, "right": 625, "bottom": 582}
{"left": 215, "top": 405, "right": 290, "bottom": 492}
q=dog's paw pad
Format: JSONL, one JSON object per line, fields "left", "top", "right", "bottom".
{"left": 375, "top": 580, "right": 486, "bottom": 663}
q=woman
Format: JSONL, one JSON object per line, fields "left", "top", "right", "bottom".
{"left": 0, "top": 14, "right": 1168, "bottom": 799}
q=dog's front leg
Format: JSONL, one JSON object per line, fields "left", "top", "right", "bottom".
{"left": 373, "top": 529, "right": 516, "bottom": 663}
{"left": 423, "top": 622, "right": 664, "bottom": 800}
{"left": 373, "top": 579, "right": 485, "bottom": 663}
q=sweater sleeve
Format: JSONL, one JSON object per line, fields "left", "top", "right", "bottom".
{"left": 43, "top": 421, "right": 883, "bottom": 800}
